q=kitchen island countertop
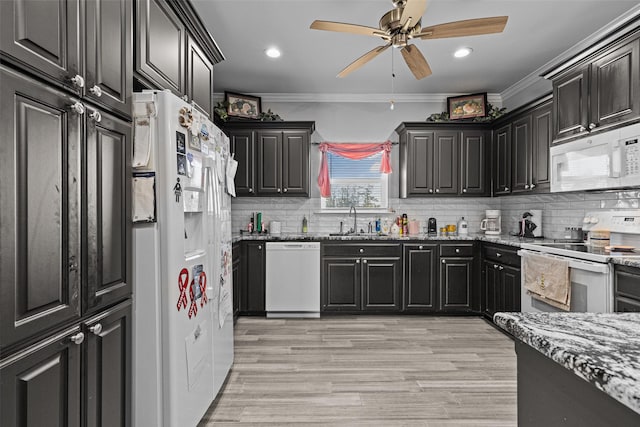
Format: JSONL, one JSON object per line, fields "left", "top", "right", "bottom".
{"left": 494, "top": 311, "right": 640, "bottom": 416}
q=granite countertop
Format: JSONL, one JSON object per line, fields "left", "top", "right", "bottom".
{"left": 494, "top": 312, "right": 640, "bottom": 415}
{"left": 232, "top": 232, "right": 549, "bottom": 247}
{"left": 608, "top": 256, "right": 640, "bottom": 269}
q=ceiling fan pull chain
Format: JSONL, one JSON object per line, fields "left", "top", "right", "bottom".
{"left": 390, "top": 48, "right": 396, "bottom": 110}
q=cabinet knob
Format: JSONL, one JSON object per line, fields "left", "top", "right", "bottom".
{"left": 258, "top": 245, "right": 262, "bottom": 250}
{"left": 524, "top": 184, "right": 530, "bottom": 189}
{"left": 69, "top": 255, "right": 78, "bottom": 272}
{"left": 69, "top": 332, "right": 85, "bottom": 345}
{"left": 418, "top": 245, "right": 423, "bottom": 250}
{"left": 363, "top": 259, "right": 367, "bottom": 264}
{"left": 462, "top": 188, "right": 467, "bottom": 193}
{"left": 277, "top": 188, "right": 281, "bottom": 193}
{"left": 283, "top": 188, "right": 288, "bottom": 193}
{"left": 493, "top": 264, "right": 498, "bottom": 269}
{"left": 359, "top": 248, "right": 364, "bottom": 253}
{"left": 89, "top": 110, "right": 102, "bottom": 123}
{"left": 589, "top": 123, "right": 597, "bottom": 130}
{"left": 70, "top": 74, "right": 85, "bottom": 88}
{"left": 428, "top": 189, "right": 433, "bottom": 193}
{"left": 248, "top": 188, "right": 254, "bottom": 193}
{"left": 441, "top": 259, "right": 446, "bottom": 264}
{"left": 89, "top": 323, "right": 102, "bottom": 335}
{"left": 579, "top": 125, "right": 586, "bottom": 132}
{"left": 530, "top": 183, "right": 536, "bottom": 189}
{"left": 455, "top": 248, "right": 460, "bottom": 253}
{"left": 504, "top": 187, "right": 509, "bottom": 191}
{"left": 70, "top": 102, "right": 85, "bottom": 115}
{"left": 435, "top": 189, "right": 440, "bottom": 193}
{"left": 356, "top": 259, "right": 360, "bottom": 264}
{"left": 89, "top": 85, "right": 102, "bottom": 97}
{"left": 499, "top": 266, "right": 504, "bottom": 270}
{"left": 496, "top": 253, "right": 502, "bottom": 257}
{"left": 182, "top": 95, "right": 189, "bottom": 102}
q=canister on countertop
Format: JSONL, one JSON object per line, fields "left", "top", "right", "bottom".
{"left": 457, "top": 217, "right": 468, "bottom": 235}
{"left": 270, "top": 221, "right": 281, "bottom": 235}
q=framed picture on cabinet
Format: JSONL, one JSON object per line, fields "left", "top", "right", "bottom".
{"left": 225, "top": 91, "right": 261, "bottom": 119}
{"left": 447, "top": 92, "right": 488, "bottom": 120}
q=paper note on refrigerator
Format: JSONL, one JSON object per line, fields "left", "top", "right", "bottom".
{"left": 132, "top": 174, "right": 156, "bottom": 222}
{"left": 218, "top": 275, "right": 232, "bottom": 329}
{"left": 184, "top": 322, "right": 209, "bottom": 391}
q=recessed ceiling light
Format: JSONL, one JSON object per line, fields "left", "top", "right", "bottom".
{"left": 265, "top": 47, "right": 281, "bottom": 58}
{"left": 454, "top": 47, "right": 473, "bottom": 58}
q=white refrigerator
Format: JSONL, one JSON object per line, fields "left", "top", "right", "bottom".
{"left": 132, "top": 90, "right": 234, "bottom": 427}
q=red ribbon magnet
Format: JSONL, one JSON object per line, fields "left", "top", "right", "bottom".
{"left": 188, "top": 282, "right": 198, "bottom": 318}
{"left": 198, "top": 272, "right": 208, "bottom": 307}
{"left": 176, "top": 268, "right": 189, "bottom": 311}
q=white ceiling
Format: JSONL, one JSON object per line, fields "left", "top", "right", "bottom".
{"left": 192, "top": 0, "right": 640, "bottom": 99}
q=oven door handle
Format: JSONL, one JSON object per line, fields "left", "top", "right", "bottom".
{"left": 517, "top": 249, "right": 610, "bottom": 274}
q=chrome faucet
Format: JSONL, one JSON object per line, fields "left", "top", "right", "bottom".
{"left": 349, "top": 205, "right": 357, "bottom": 234}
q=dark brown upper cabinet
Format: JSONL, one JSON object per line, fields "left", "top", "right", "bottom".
{"left": 397, "top": 123, "right": 489, "bottom": 197}
{"left": 135, "top": 0, "right": 223, "bottom": 117}
{"left": 222, "top": 122, "right": 315, "bottom": 197}
{"left": 546, "top": 32, "right": 640, "bottom": 144}
{"left": 493, "top": 123, "right": 512, "bottom": 195}
{"left": 1, "top": 0, "right": 132, "bottom": 117}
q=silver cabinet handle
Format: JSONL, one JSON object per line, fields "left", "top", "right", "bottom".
{"left": 89, "top": 85, "right": 102, "bottom": 97}
{"left": 530, "top": 183, "right": 536, "bottom": 189}
{"left": 258, "top": 245, "right": 262, "bottom": 250}
{"left": 435, "top": 189, "right": 440, "bottom": 193}
{"left": 70, "top": 102, "right": 85, "bottom": 115}
{"left": 363, "top": 259, "right": 367, "bottom": 264}
{"left": 504, "top": 187, "right": 509, "bottom": 191}
{"left": 524, "top": 184, "right": 530, "bottom": 189}
{"left": 182, "top": 95, "right": 189, "bottom": 102}
{"left": 428, "top": 189, "right": 433, "bottom": 193}
{"left": 589, "top": 123, "right": 597, "bottom": 130}
{"left": 418, "top": 245, "right": 423, "bottom": 250}
{"left": 70, "top": 332, "right": 85, "bottom": 345}
{"left": 359, "top": 248, "right": 364, "bottom": 253}
{"left": 69, "top": 255, "right": 78, "bottom": 272}
{"left": 493, "top": 264, "right": 499, "bottom": 269}
{"left": 89, "top": 323, "right": 102, "bottom": 335}
{"left": 248, "top": 188, "right": 254, "bottom": 193}
{"left": 70, "top": 74, "right": 85, "bottom": 88}
{"left": 496, "top": 253, "right": 502, "bottom": 257}
{"left": 89, "top": 110, "right": 102, "bottom": 123}
{"left": 455, "top": 248, "right": 460, "bottom": 253}
{"left": 283, "top": 188, "right": 288, "bottom": 193}
{"left": 499, "top": 266, "right": 504, "bottom": 270}
{"left": 441, "top": 259, "right": 446, "bottom": 264}
{"left": 462, "top": 188, "right": 467, "bottom": 193}
{"left": 356, "top": 259, "right": 360, "bottom": 264}
{"left": 579, "top": 125, "right": 586, "bottom": 132}
{"left": 277, "top": 188, "right": 281, "bottom": 193}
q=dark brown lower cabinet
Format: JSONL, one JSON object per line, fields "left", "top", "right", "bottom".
{"left": 614, "top": 265, "right": 640, "bottom": 312}
{"left": 440, "top": 257, "right": 474, "bottom": 311}
{"left": 403, "top": 244, "right": 438, "bottom": 312}
{"left": 322, "top": 257, "right": 361, "bottom": 311}
{"left": 241, "top": 242, "right": 265, "bottom": 314}
{"left": 232, "top": 243, "right": 241, "bottom": 319}
{"left": 483, "top": 260, "right": 521, "bottom": 318}
{"left": 0, "top": 300, "right": 131, "bottom": 427}
{"left": 361, "top": 257, "right": 402, "bottom": 311}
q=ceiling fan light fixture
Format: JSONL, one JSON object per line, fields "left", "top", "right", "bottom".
{"left": 265, "top": 47, "right": 281, "bottom": 58}
{"left": 454, "top": 47, "right": 473, "bottom": 58}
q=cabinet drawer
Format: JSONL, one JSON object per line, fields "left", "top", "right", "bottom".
{"left": 322, "top": 243, "right": 401, "bottom": 258}
{"left": 483, "top": 244, "right": 520, "bottom": 266}
{"left": 615, "top": 266, "right": 640, "bottom": 300}
{"left": 440, "top": 243, "right": 474, "bottom": 257}
{"left": 616, "top": 296, "right": 640, "bottom": 312}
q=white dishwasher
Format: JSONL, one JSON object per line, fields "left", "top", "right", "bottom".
{"left": 265, "top": 242, "right": 320, "bottom": 318}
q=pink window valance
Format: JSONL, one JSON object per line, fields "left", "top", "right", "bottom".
{"left": 317, "top": 141, "right": 393, "bottom": 198}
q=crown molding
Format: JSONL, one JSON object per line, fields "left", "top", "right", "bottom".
{"left": 214, "top": 92, "right": 502, "bottom": 104}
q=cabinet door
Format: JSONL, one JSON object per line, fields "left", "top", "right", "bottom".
{"left": 362, "top": 257, "right": 402, "bottom": 311}
{"left": 232, "top": 244, "right": 241, "bottom": 318}
{"left": 553, "top": 67, "right": 589, "bottom": 141}
{"left": 85, "top": 0, "right": 132, "bottom": 116}
{"left": 186, "top": 34, "right": 214, "bottom": 118}
{"left": 0, "top": 326, "right": 82, "bottom": 427}
{"left": 322, "top": 257, "right": 361, "bottom": 311}
{"left": 257, "top": 131, "right": 282, "bottom": 195}
{"left": 135, "top": 0, "right": 185, "bottom": 95}
{"left": 281, "top": 131, "right": 309, "bottom": 196}
{"left": 483, "top": 260, "right": 499, "bottom": 317}
{"left": 229, "top": 130, "right": 255, "bottom": 196}
{"left": 590, "top": 38, "right": 640, "bottom": 130}
{"left": 433, "top": 130, "right": 459, "bottom": 194}
{"left": 85, "top": 301, "right": 132, "bottom": 427}
{"left": 440, "top": 258, "right": 473, "bottom": 311}
{"left": 0, "top": 68, "right": 82, "bottom": 350}
{"left": 501, "top": 265, "right": 521, "bottom": 312}
{"left": 0, "top": 0, "right": 80, "bottom": 92}
{"left": 511, "top": 114, "right": 532, "bottom": 193}
{"left": 493, "top": 124, "right": 511, "bottom": 194}
{"left": 532, "top": 102, "right": 552, "bottom": 189}
{"left": 242, "top": 243, "right": 265, "bottom": 313}
{"left": 406, "top": 131, "right": 434, "bottom": 195}
{"left": 460, "top": 130, "right": 488, "bottom": 195}
{"left": 403, "top": 244, "right": 438, "bottom": 311}
{"left": 85, "top": 110, "right": 132, "bottom": 313}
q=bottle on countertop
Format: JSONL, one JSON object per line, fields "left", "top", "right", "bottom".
{"left": 375, "top": 218, "right": 381, "bottom": 233}
{"left": 249, "top": 213, "right": 255, "bottom": 233}
{"left": 458, "top": 216, "right": 468, "bottom": 235}
{"left": 402, "top": 213, "right": 408, "bottom": 235}
{"left": 256, "top": 212, "right": 262, "bottom": 232}
{"left": 302, "top": 215, "right": 308, "bottom": 233}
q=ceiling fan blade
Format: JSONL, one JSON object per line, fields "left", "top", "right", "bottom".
{"left": 310, "top": 20, "right": 389, "bottom": 38}
{"left": 401, "top": 44, "right": 432, "bottom": 79}
{"left": 400, "top": 0, "right": 428, "bottom": 29}
{"left": 337, "top": 44, "right": 391, "bottom": 78}
{"left": 416, "top": 16, "right": 508, "bottom": 39}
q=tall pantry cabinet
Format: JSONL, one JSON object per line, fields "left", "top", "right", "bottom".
{"left": 0, "top": 1, "right": 132, "bottom": 426}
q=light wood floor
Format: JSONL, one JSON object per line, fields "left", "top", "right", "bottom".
{"left": 198, "top": 316, "right": 517, "bottom": 426}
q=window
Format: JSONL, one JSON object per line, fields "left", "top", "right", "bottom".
{"left": 321, "top": 151, "right": 388, "bottom": 210}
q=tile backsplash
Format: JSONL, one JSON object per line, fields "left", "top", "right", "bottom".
{"left": 231, "top": 190, "right": 640, "bottom": 239}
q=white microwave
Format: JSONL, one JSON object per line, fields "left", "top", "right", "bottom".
{"left": 550, "top": 123, "right": 640, "bottom": 192}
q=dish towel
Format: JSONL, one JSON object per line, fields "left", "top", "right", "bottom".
{"left": 225, "top": 155, "right": 238, "bottom": 197}
{"left": 522, "top": 252, "right": 571, "bottom": 311}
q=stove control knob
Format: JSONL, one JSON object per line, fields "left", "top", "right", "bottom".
{"left": 590, "top": 217, "right": 599, "bottom": 224}
{"left": 583, "top": 217, "right": 591, "bottom": 224}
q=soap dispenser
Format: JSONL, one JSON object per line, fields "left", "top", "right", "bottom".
{"left": 458, "top": 217, "right": 468, "bottom": 235}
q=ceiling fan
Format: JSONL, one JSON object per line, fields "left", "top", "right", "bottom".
{"left": 310, "top": 0, "right": 508, "bottom": 79}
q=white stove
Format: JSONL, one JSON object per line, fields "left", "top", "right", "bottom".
{"left": 518, "top": 210, "right": 640, "bottom": 313}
